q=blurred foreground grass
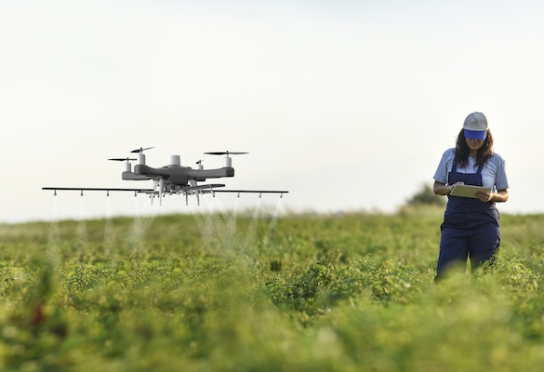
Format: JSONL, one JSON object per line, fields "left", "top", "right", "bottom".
{"left": 0, "top": 207, "right": 543, "bottom": 371}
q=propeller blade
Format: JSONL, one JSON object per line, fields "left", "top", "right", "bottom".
{"left": 131, "top": 147, "right": 154, "bottom": 154}
{"left": 204, "top": 151, "right": 248, "bottom": 155}
{"left": 108, "top": 158, "right": 137, "bottom": 161}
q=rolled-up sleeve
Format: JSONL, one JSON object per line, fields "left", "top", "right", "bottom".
{"left": 433, "top": 149, "right": 453, "bottom": 184}
{"left": 495, "top": 156, "right": 509, "bottom": 190}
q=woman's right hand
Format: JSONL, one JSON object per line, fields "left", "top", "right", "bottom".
{"left": 433, "top": 180, "right": 463, "bottom": 196}
{"left": 449, "top": 181, "right": 464, "bottom": 195}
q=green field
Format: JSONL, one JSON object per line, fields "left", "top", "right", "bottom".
{"left": 1, "top": 206, "right": 543, "bottom": 371}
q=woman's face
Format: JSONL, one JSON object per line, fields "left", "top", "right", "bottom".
{"left": 465, "top": 137, "right": 484, "bottom": 153}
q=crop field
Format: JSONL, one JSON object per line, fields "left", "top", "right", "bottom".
{"left": 1, "top": 204, "right": 544, "bottom": 371}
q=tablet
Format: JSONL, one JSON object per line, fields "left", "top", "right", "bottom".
{"left": 450, "top": 184, "right": 491, "bottom": 198}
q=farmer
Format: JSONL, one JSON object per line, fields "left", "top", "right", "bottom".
{"left": 432, "top": 112, "right": 509, "bottom": 281}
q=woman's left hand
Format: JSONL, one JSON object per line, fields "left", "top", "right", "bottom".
{"left": 475, "top": 190, "right": 493, "bottom": 203}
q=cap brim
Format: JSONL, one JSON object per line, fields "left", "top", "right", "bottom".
{"left": 464, "top": 129, "right": 487, "bottom": 140}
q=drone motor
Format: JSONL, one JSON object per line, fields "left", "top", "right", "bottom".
{"left": 108, "top": 157, "right": 137, "bottom": 172}
{"left": 204, "top": 151, "right": 248, "bottom": 167}
{"left": 131, "top": 147, "right": 154, "bottom": 166}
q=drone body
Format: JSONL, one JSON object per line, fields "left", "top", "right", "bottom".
{"left": 43, "top": 148, "right": 288, "bottom": 205}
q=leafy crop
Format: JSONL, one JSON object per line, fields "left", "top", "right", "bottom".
{"left": 0, "top": 207, "right": 543, "bottom": 371}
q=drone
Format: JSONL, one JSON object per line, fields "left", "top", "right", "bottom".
{"left": 43, "top": 148, "right": 288, "bottom": 205}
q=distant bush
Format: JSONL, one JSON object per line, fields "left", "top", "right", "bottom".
{"left": 406, "top": 183, "right": 445, "bottom": 206}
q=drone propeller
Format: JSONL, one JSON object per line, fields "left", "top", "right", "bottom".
{"left": 131, "top": 147, "right": 154, "bottom": 154}
{"left": 108, "top": 157, "right": 137, "bottom": 162}
{"left": 204, "top": 151, "right": 248, "bottom": 156}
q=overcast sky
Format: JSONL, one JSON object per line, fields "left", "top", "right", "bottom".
{"left": 1, "top": 0, "right": 543, "bottom": 223}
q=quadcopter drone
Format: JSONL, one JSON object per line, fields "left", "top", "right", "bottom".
{"left": 43, "top": 148, "right": 288, "bottom": 205}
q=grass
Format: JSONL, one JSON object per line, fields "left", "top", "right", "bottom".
{"left": 0, "top": 206, "right": 543, "bottom": 371}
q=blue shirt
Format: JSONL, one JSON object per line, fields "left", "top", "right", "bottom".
{"left": 433, "top": 148, "right": 509, "bottom": 191}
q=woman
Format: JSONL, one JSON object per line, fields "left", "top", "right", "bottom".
{"left": 433, "top": 112, "right": 509, "bottom": 281}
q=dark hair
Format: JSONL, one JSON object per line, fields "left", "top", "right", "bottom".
{"left": 454, "top": 129, "right": 494, "bottom": 168}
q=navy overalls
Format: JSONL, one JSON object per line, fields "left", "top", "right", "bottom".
{"left": 436, "top": 162, "right": 500, "bottom": 279}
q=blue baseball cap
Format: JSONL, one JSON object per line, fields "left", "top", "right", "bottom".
{"left": 463, "top": 112, "right": 488, "bottom": 140}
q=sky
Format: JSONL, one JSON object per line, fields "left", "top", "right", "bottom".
{"left": 1, "top": 0, "right": 544, "bottom": 223}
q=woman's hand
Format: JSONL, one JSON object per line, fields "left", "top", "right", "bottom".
{"left": 476, "top": 188, "right": 509, "bottom": 203}
{"left": 475, "top": 189, "right": 493, "bottom": 203}
{"left": 433, "top": 180, "right": 463, "bottom": 196}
